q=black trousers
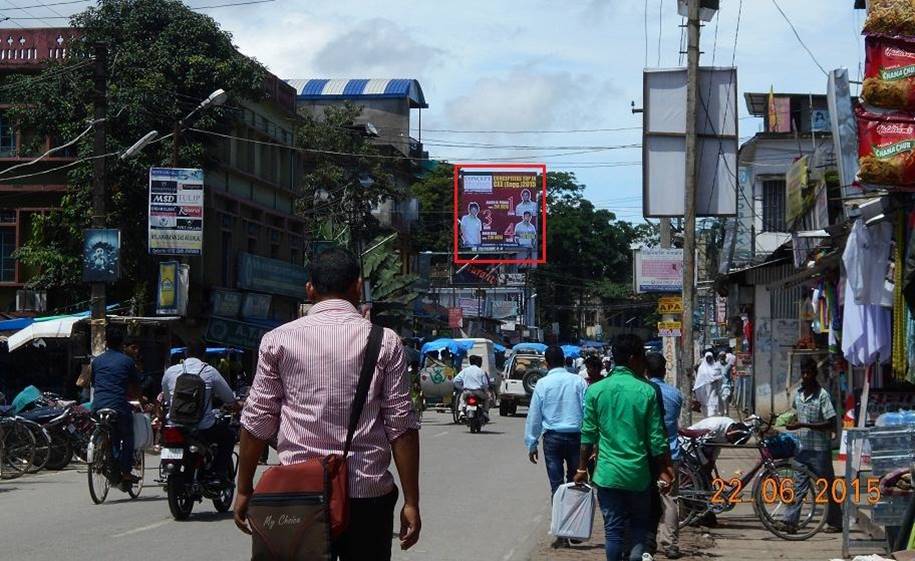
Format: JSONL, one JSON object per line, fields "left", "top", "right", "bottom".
{"left": 332, "top": 488, "right": 399, "bottom": 561}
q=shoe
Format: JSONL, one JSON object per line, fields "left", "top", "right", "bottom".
{"left": 824, "top": 526, "right": 842, "bottom": 534}
{"left": 664, "top": 546, "right": 682, "bottom": 559}
{"left": 121, "top": 473, "right": 141, "bottom": 484}
{"left": 550, "top": 538, "right": 569, "bottom": 549}
{"left": 568, "top": 539, "right": 583, "bottom": 545}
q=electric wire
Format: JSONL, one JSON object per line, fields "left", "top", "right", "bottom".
{"left": 770, "top": 0, "right": 828, "bottom": 76}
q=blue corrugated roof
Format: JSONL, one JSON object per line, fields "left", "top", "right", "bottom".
{"left": 286, "top": 78, "right": 428, "bottom": 108}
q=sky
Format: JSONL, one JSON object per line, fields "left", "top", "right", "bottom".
{"left": 7, "top": 0, "right": 867, "bottom": 222}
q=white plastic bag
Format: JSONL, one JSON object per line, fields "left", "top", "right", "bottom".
{"left": 132, "top": 412, "right": 154, "bottom": 450}
{"left": 550, "top": 483, "right": 596, "bottom": 540}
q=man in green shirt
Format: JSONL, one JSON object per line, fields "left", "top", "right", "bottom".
{"left": 574, "top": 334, "right": 674, "bottom": 561}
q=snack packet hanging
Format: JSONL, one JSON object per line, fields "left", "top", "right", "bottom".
{"left": 863, "top": 36, "right": 915, "bottom": 111}
{"left": 857, "top": 106, "right": 915, "bottom": 187}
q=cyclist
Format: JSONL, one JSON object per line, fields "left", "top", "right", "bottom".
{"left": 91, "top": 328, "right": 141, "bottom": 485}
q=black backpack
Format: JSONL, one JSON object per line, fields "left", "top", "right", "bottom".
{"left": 169, "top": 363, "right": 208, "bottom": 426}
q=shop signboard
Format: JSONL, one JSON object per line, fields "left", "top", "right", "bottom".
{"left": 635, "top": 248, "right": 684, "bottom": 293}
{"left": 205, "top": 316, "right": 271, "bottom": 349}
{"left": 448, "top": 308, "right": 463, "bottom": 328}
{"left": 237, "top": 252, "right": 308, "bottom": 300}
{"left": 211, "top": 290, "right": 242, "bottom": 318}
{"left": 458, "top": 297, "right": 481, "bottom": 318}
{"left": 499, "top": 273, "right": 526, "bottom": 286}
{"left": 242, "top": 293, "right": 272, "bottom": 320}
{"left": 156, "top": 261, "right": 187, "bottom": 315}
{"left": 148, "top": 167, "right": 204, "bottom": 256}
{"left": 658, "top": 321, "right": 682, "bottom": 338}
{"left": 786, "top": 156, "right": 811, "bottom": 226}
{"left": 657, "top": 296, "right": 683, "bottom": 314}
{"left": 491, "top": 300, "right": 519, "bottom": 319}
{"left": 454, "top": 164, "right": 547, "bottom": 265}
{"left": 82, "top": 228, "right": 120, "bottom": 282}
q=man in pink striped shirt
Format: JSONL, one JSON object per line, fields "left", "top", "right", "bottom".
{"left": 234, "top": 247, "right": 421, "bottom": 560}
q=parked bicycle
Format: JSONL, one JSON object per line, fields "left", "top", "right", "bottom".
{"left": 676, "top": 414, "right": 829, "bottom": 541}
{"left": 86, "top": 408, "right": 144, "bottom": 504}
{"left": 0, "top": 413, "right": 36, "bottom": 479}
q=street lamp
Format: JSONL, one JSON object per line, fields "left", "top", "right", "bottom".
{"left": 172, "top": 88, "right": 227, "bottom": 166}
{"left": 120, "top": 130, "right": 158, "bottom": 160}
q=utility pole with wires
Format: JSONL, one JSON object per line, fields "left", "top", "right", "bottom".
{"left": 680, "top": 0, "right": 701, "bottom": 424}
{"left": 89, "top": 42, "right": 107, "bottom": 357}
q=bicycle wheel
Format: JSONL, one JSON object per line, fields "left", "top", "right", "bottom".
{"left": 1, "top": 420, "right": 35, "bottom": 478}
{"left": 676, "top": 460, "right": 709, "bottom": 529}
{"left": 87, "top": 431, "right": 111, "bottom": 504}
{"left": 22, "top": 420, "right": 50, "bottom": 473}
{"left": 127, "top": 449, "right": 144, "bottom": 499}
{"left": 752, "top": 461, "right": 828, "bottom": 541}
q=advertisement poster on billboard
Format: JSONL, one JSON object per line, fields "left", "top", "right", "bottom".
{"left": 82, "top": 228, "right": 120, "bottom": 283}
{"left": 454, "top": 164, "right": 546, "bottom": 265}
{"left": 148, "top": 167, "right": 204, "bottom": 256}
{"left": 634, "top": 248, "right": 684, "bottom": 293}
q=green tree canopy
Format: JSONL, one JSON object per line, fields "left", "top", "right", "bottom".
{"left": 410, "top": 161, "right": 453, "bottom": 253}
{"left": 9, "top": 0, "right": 264, "bottom": 309}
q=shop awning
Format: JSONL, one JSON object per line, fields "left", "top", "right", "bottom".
{"left": 768, "top": 251, "right": 841, "bottom": 289}
{"left": 7, "top": 316, "right": 85, "bottom": 352}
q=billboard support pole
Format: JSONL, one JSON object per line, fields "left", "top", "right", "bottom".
{"left": 680, "top": 0, "right": 701, "bottom": 426}
{"left": 90, "top": 43, "right": 108, "bottom": 357}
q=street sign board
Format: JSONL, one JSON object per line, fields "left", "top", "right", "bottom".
{"left": 448, "top": 307, "right": 463, "bottom": 328}
{"left": 658, "top": 320, "right": 682, "bottom": 338}
{"left": 205, "top": 316, "right": 271, "bottom": 349}
{"left": 634, "top": 248, "right": 684, "bottom": 293}
{"left": 657, "top": 296, "right": 683, "bottom": 314}
{"left": 148, "top": 167, "right": 204, "bottom": 256}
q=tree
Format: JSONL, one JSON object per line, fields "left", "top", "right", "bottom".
{"left": 294, "top": 102, "right": 402, "bottom": 249}
{"left": 410, "top": 161, "right": 454, "bottom": 253}
{"left": 9, "top": 0, "right": 264, "bottom": 311}
{"left": 531, "top": 172, "right": 654, "bottom": 340}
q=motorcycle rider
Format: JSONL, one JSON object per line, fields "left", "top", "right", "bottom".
{"left": 453, "top": 355, "right": 493, "bottom": 419}
{"left": 160, "top": 339, "right": 238, "bottom": 484}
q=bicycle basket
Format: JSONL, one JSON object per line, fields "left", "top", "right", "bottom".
{"left": 763, "top": 432, "right": 800, "bottom": 459}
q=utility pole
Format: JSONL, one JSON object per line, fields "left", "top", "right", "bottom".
{"left": 680, "top": 0, "right": 701, "bottom": 425}
{"left": 89, "top": 43, "right": 107, "bottom": 357}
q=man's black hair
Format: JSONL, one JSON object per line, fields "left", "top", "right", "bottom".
{"left": 800, "top": 356, "right": 818, "bottom": 374}
{"left": 309, "top": 246, "right": 360, "bottom": 296}
{"left": 523, "top": 211, "right": 532, "bottom": 217}
{"left": 545, "top": 345, "right": 565, "bottom": 369}
{"left": 612, "top": 334, "right": 644, "bottom": 367}
{"left": 187, "top": 339, "right": 207, "bottom": 359}
{"left": 468, "top": 202, "right": 480, "bottom": 210}
{"left": 105, "top": 327, "right": 125, "bottom": 350}
{"left": 565, "top": 356, "right": 574, "bottom": 367}
{"left": 584, "top": 355, "right": 602, "bottom": 369}
{"left": 645, "top": 352, "right": 666, "bottom": 378}
{"left": 469, "top": 355, "right": 482, "bottom": 367}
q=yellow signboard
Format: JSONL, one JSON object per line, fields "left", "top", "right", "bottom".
{"left": 657, "top": 297, "right": 683, "bottom": 314}
{"left": 658, "top": 320, "right": 683, "bottom": 338}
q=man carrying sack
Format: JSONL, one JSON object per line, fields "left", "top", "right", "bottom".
{"left": 234, "top": 247, "right": 422, "bottom": 561}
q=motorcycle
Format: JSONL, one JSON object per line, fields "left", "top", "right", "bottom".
{"left": 159, "top": 410, "right": 238, "bottom": 521}
{"left": 461, "top": 393, "right": 489, "bottom": 434}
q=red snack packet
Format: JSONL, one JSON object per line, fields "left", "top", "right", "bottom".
{"left": 862, "top": 36, "right": 915, "bottom": 112}
{"left": 856, "top": 105, "right": 915, "bottom": 187}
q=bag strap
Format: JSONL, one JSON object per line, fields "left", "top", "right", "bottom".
{"left": 343, "top": 325, "right": 384, "bottom": 458}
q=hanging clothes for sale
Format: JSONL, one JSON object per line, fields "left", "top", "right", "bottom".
{"left": 841, "top": 274, "right": 892, "bottom": 366}
{"left": 845, "top": 218, "right": 894, "bottom": 307}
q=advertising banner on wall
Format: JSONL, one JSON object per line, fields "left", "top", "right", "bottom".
{"left": 82, "top": 228, "right": 120, "bottom": 283}
{"left": 156, "top": 261, "right": 189, "bottom": 315}
{"left": 454, "top": 164, "right": 547, "bottom": 265}
{"left": 634, "top": 248, "right": 684, "bottom": 293}
{"left": 148, "top": 167, "right": 204, "bottom": 256}
{"left": 237, "top": 252, "right": 308, "bottom": 300}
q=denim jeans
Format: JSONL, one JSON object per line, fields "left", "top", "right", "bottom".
{"left": 597, "top": 486, "right": 653, "bottom": 561}
{"left": 784, "top": 449, "right": 842, "bottom": 529}
{"left": 113, "top": 411, "right": 134, "bottom": 476}
{"left": 542, "top": 430, "right": 581, "bottom": 498}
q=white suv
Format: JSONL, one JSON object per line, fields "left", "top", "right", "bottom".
{"left": 498, "top": 350, "right": 548, "bottom": 417}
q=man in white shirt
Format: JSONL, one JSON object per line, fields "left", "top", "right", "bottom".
{"left": 453, "top": 355, "right": 493, "bottom": 416}
{"left": 515, "top": 211, "right": 537, "bottom": 249}
{"left": 687, "top": 416, "right": 746, "bottom": 443}
{"left": 460, "top": 202, "right": 483, "bottom": 248}
{"left": 515, "top": 189, "right": 538, "bottom": 218}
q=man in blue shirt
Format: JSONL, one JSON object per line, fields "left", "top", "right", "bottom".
{"left": 91, "top": 328, "right": 140, "bottom": 482}
{"left": 525, "top": 345, "right": 587, "bottom": 499}
{"left": 646, "top": 352, "right": 684, "bottom": 559}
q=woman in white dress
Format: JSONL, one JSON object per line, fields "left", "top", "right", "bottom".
{"left": 693, "top": 352, "right": 723, "bottom": 417}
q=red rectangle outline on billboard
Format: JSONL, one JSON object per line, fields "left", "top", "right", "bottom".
{"left": 453, "top": 163, "right": 547, "bottom": 265}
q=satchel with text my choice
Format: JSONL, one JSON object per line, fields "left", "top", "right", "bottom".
{"left": 246, "top": 325, "right": 384, "bottom": 561}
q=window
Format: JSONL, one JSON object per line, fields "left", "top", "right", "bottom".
{"left": 0, "top": 226, "right": 16, "bottom": 282}
{"left": 270, "top": 244, "right": 279, "bottom": 259}
{"left": 0, "top": 111, "right": 15, "bottom": 157}
{"left": 221, "top": 231, "right": 232, "bottom": 287}
{"left": 762, "top": 180, "right": 786, "bottom": 232}
{"left": 248, "top": 237, "right": 257, "bottom": 254}
{"left": 291, "top": 248, "right": 300, "bottom": 266}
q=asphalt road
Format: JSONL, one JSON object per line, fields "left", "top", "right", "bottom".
{"left": 0, "top": 410, "right": 551, "bottom": 561}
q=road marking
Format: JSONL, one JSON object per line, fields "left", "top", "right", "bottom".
{"left": 502, "top": 547, "right": 516, "bottom": 561}
{"left": 431, "top": 431, "right": 449, "bottom": 438}
{"left": 112, "top": 519, "right": 171, "bottom": 538}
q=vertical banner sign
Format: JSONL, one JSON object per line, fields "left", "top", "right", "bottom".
{"left": 156, "top": 261, "right": 179, "bottom": 315}
{"left": 454, "top": 164, "right": 547, "bottom": 265}
{"left": 82, "top": 228, "right": 120, "bottom": 282}
{"left": 448, "top": 308, "right": 463, "bottom": 329}
{"left": 148, "top": 167, "right": 204, "bottom": 256}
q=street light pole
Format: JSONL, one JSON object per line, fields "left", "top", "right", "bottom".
{"left": 680, "top": 0, "right": 701, "bottom": 425}
{"left": 89, "top": 42, "right": 107, "bottom": 357}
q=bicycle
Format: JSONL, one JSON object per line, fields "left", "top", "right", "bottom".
{"left": 0, "top": 414, "right": 37, "bottom": 479}
{"left": 86, "top": 408, "right": 144, "bottom": 504}
{"left": 675, "top": 415, "right": 828, "bottom": 541}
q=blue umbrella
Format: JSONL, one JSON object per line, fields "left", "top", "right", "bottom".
{"left": 512, "top": 342, "right": 547, "bottom": 354}
{"left": 561, "top": 344, "right": 581, "bottom": 359}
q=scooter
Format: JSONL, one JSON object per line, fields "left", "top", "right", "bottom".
{"left": 158, "top": 410, "right": 237, "bottom": 521}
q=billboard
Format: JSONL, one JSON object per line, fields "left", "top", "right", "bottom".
{"left": 634, "top": 248, "right": 684, "bottom": 293}
{"left": 642, "top": 68, "right": 738, "bottom": 217}
{"left": 454, "top": 164, "right": 547, "bottom": 265}
{"left": 82, "top": 228, "right": 120, "bottom": 283}
{"left": 148, "top": 167, "right": 204, "bottom": 256}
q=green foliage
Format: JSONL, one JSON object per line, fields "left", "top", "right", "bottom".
{"left": 9, "top": 0, "right": 265, "bottom": 306}
{"left": 294, "top": 102, "right": 400, "bottom": 244}
{"left": 410, "top": 162, "right": 453, "bottom": 253}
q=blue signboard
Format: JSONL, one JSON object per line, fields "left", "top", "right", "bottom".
{"left": 237, "top": 252, "right": 308, "bottom": 300}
